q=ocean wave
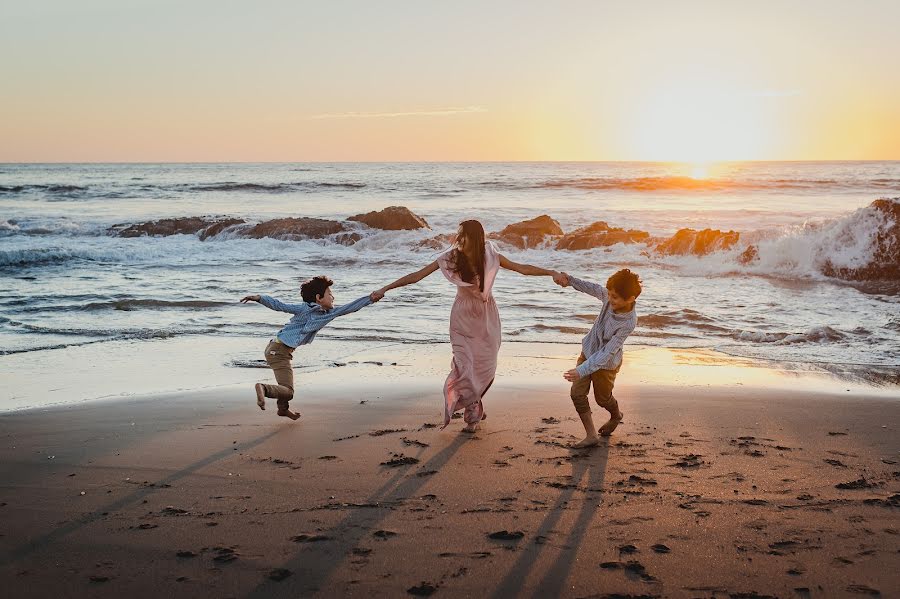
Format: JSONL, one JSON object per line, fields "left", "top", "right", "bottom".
{"left": 531, "top": 176, "right": 898, "bottom": 193}
{"left": 3, "top": 199, "right": 897, "bottom": 288}
{"left": 648, "top": 198, "right": 899, "bottom": 284}
{"left": 0, "top": 184, "right": 89, "bottom": 196}
{"left": 733, "top": 326, "right": 846, "bottom": 344}
{"left": 6, "top": 320, "right": 225, "bottom": 339}
{"left": 511, "top": 324, "right": 591, "bottom": 335}
{"left": 185, "top": 181, "right": 365, "bottom": 193}
{"left": 638, "top": 310, "right": 731, "bottom": 333}
{"left": 19, "top": 299, "right": 233, "bottom": 312}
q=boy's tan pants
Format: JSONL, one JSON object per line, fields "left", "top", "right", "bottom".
{"left": 262, "top": 339, "right": 295, "bottom": 409}
{"left": 570, "top": 352, "right": 620, "bottom": 415}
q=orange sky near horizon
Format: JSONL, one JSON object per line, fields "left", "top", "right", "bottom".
{"left": 1, "top": 1, "right": 899, "bottom": 162}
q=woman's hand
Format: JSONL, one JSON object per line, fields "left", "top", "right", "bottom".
{"left": 240, "top": 294, "right": 261, "bottom": 303}
{"left": 553, "top": 272, "right": 570, "bottom": 287}
{"left": 370, "top": 289, "right": 385, "bottom": 302}
{"left": 563, "top": 368, "right": 581, "bottom": 382}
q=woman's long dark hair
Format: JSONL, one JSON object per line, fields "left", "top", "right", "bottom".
{"left": 452, "top": 220, "right": 486, "bottom": 292}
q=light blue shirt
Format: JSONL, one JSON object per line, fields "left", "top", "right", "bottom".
{"left": 568, "top": 276, "right": 637, "bottom": 378}
{"left": 258, "top": 294, "right": 372, "bottom": 348}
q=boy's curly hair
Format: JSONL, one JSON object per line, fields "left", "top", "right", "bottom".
{"left": 301, "top": 275, "right": 333, "bottom": 303}
{"left": 606, "top": 268, "right": 642, "bottom": 299}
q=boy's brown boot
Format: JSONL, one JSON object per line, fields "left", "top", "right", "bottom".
{"left": 598, "top": 397, "right": 623, "bottom": 436}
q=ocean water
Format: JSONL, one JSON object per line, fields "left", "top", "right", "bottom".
{"left": 1, "top": 162, "right": 899, "bottom": 403}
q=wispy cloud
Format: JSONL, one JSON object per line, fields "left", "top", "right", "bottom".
{"left": 308, "top": 106, "right": 488, "bottom": 120}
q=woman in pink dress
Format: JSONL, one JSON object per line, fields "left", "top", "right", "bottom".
{"left": 375, "top": 220, "right": 565, "bottom": 432}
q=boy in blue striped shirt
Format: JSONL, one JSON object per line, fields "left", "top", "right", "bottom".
{"left": 241, "top": 276, "right": 383, "bottom": 420}
{"left": 557, "top": 268, "right": 642, "bottom": 447}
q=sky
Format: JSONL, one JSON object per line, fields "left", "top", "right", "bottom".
{"left": 1, "top": 0, "right": 899, "bottom": 162}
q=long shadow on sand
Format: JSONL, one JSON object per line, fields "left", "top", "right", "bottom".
{"left": 242, "top": 434, "right": 470, "bottom": 598}
{"left": 0, "top": 428, "right": 284, "bottom": 566}
{"left": 491, "top": 441, "right": 610, "bottom": 598}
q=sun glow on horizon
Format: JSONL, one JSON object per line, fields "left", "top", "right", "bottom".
{"left": 689, "top": 163, "right": 710, "bottom": 179}
{"left": 627, "top": 83, "right": 772, "bottom": 162}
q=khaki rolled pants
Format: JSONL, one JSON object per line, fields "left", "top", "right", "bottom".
{"left": 263, "top": 339, "right": 295, "bottom": 409}
{"left": 570, "top": 352, "right": 619, "bottom": 415}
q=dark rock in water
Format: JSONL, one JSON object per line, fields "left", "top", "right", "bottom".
{"left": 110, "top": 217, "right": 246, "bottom": 239}
{"left": 489, "top": 215, "right": 563, "bottom": 249}
{"left": 653, "top": 228, "right": 740, "bottom": 256}
{"left": 348, "top": 206, "right": 429, "bottom": 230}
{"left": 244, "top": 217, "right": 351, "bottom": 242}
{"left": 738, "top": 244, "right": 759, "bottom": 264}
{"left": 415, "top": 232, "right": 456, "bottom": 250}
{"left": 556, "top": 221, "right": 650, "bottom": 250}
{"left": 822, "top": 198, "right": 900, "bottom": 281}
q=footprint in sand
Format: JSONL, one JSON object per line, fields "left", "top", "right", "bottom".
{"left": 268, "top": 568, "right": 293, "bottom": 581}
{"left": 291, "top": 534, "right": 331, "bottom": 543}
{"left": 487, "top": 530, "right": 524, "bottom": 541}
{"left": 407, "top": 582, "right": 438, "bottom": 596}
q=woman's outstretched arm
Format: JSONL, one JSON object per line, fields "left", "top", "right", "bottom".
{"left": 499, "top": 255, "right": 567, "bottom": 284}
{"left": 376, "top": 261, "right": 439, "bottom": 296}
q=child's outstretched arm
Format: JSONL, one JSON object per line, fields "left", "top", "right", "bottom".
{"left": 298, "top": 293, "right": 378, "bottom": 333}
{"left": 240, "top": 294, "right": 306, "bottom": 314}
{"left": 563, "top": 326, "right": 633, "bottom": 381}
{"left": 559, "top": 273, "right": 608, "bottom": 302}
{"left": 499, "top": 255, "right": 566, "bottom": 283}
{"left": 376, "top": 261, "right": 439, "bottom": 296}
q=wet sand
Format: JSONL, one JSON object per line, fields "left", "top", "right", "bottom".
{"left": 0, "top": 351, "right": 898, "bottom": 598}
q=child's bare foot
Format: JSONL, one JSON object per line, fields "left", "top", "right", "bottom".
{"left": 255, "top": 383, "right": 266, "bottom": 410}
{"left": 277, "top": 408, "right": 301, "bottom": 421}
{"left": 461, "top": 423, "right": 478, "bottom": 433}
{"left": 599, "top": 410, "right": 624, "bottom": 436}
{"left": 573, "top": 434, "right": 600, "bottom": 448}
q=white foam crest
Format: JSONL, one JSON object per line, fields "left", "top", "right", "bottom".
{"left": 648, "top": 199, "right": 897, "bottom": 280}
{"left": 750, "top": 202, "right": 893, "bottom": 276}
{"left": 0, "top": 220, "right": 21, "bottom": 233}
{"left": 733, "top": 325, "right": 846, "bottom": 345}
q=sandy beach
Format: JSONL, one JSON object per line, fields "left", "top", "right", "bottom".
{"left": 1, "top": 346, "right": 897, "bottom": 598}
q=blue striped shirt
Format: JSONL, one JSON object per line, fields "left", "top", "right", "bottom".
{"left": 258, "top": 294, "right": 373, "bottom": 348}
{"left": 568, "top": 276, "right": 637, "bottom": 378}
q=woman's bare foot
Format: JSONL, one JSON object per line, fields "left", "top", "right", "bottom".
{"left": 573, "top": 435, "right": 600, "bottom": 448}
{"left": 255, "top": 383, "right": 266, "bottom": 410}
{"left": 598, "top": 410, "right": 624, "bottom": 436}
{"left": 277, "top": 408, "right": 301, "bottom": 421}
{"left": 462, "top": 423, "right": 478, "bottom": 433}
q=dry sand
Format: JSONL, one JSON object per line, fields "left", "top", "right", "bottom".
{"left": 1, "top": 350, "right": 898, "bottom": 598}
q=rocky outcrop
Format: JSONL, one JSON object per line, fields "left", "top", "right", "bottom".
{"left": 823, "top": 198, "right": 900, "bottom": 281}
{"left": 555, "top": 221, "right": 650, "bottom": 250}
{"left": 244, "top": 217, "right": 352, "bottom": 241}
{"left": 652, "top": 228, "right": 741, "bottom": 256}
{"left": 488, "top": 215, "right": 563, "bottom": 249}
{"left": 110, "top": 217, "right": 246, "bottom": 239}
{"left": 348, "top": 206, "right": 429, "bottom": 230}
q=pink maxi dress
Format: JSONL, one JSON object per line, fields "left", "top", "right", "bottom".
{"left": 437, "top": 241, "right": 502, "bottom": 428}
